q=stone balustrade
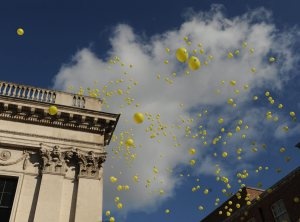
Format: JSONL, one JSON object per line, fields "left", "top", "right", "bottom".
{"left": 0, "top": 81, "right": 102, "bottom": 111}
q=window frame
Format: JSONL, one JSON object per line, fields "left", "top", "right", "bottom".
{"left": 0, "top": 171, "right": 23, "bottom": 222}
{"left": 271, "top": 199, "right": 291, "bottom": 222}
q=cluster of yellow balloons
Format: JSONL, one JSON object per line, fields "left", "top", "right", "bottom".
{"left": 176, "top": 48, "right": 201, "bottom": 71}
{"left": 69, "top": 36, "right": 298, "bottom": 221}
{"left": 104, "top": 211, "right": 115, "bottom": 222}
{"left": 110, "top": 176, "right": 118, "bottom": 183}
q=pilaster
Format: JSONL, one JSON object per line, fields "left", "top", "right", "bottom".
{"left": 75, "top": 176, "right": 103, "bottom": 222}
{"left": 33, "top": 173, "right": 65, "bottom": 222}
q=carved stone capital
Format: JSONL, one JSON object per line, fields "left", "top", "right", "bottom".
{"left": 39, "top": 143, "right": 67, "bottom": 175}
{"left": 75, "top": 150, "right": 106, "bottom": 179}
{"left": 38, "top": 143, "right": 106, "bottom": 179}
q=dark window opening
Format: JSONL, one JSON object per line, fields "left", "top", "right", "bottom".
{"left": 0, "top": 177, "right": 18, "bottom": 222}
{"left": 259, "top": 207, "right": 265, "bottom": 222}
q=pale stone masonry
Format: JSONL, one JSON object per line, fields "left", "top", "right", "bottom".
{"left": 0, "top": 81, "right": 120, "bottom": 222}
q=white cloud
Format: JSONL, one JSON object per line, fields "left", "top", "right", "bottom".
{"left": 52, "top": 5, "right": 299, "bottom": 215}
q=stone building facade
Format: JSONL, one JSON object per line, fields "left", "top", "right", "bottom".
{"left": 0, "top": 81, "right": 119, "bottom": 222}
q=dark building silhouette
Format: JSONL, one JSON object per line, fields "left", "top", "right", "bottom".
{"left": 201, "top": 167, "right": 300, "bottom": 222}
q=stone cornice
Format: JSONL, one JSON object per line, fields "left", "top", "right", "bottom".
{"left": 0, "top": 96, "right": 120, "bottom": 146}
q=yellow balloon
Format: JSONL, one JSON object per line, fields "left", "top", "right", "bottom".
{"left": 222, "top": 152, "right": 228, "bottom": 158}
{"left": 17, "top": 28, "right": 24, "bottom": 36}
{"left": 188, "top": 56, "right": 201, "bottom": 70}
{"left": 48, "top": 105, "right": 58, "bottom": 115}
{"left": 125, "top": 138, "right": 134, "bottom": 147}
{"left": 117, "top": 203, "right": 123, "bottom": 209}
{"left": 109, "top": 217, "right": 115, "bottom": 222}
{"left": 133, "top": 175, "right": 139, "bottom": 182}
{"left": 176, "top": 48, "right": 189, "bottom": 63}
{"left": 110, "top": 176, "right": 118, "bottom": 183}
{"left": 153, "top": 167, "right": 159, "bottom": 174}
{"left": 280, "top": 147, "right": 286, "bottom": 153}
{"left": 218, "top": 118, "right": 224, "bottom": 124}
{"left": 198, "top": 205, "right": 204, "bottom": 210}
{"left": 117, "top": 89, "right": 123, "bottom": 95}
{"left": 133, "top": 112, "right": 144, "bottom": 124}
{"left": 227, "top": 52, "right": 234, "bottom": 59}
{"left": 189, "top": 148, "right": 196, "bottom": 155}
{"left": 230, "top": 80, "right": 236, "bottom": 86}
{"left": 269, "top": 57, "right": 276, "bottom": 63}
{"left": 227, "top": 98, "right": 234, "bottom": 105}
{"left": 105, "top": 211, "right": 111, "bottom": 216}
{"left": 189, "top": 159, "right": 196, "bottom": 166}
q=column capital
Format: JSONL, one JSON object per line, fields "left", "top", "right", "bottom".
{"left": 76, "top": 150, "right": 106, "bottom": 179}
{"left": 39, "top": 143, "right": 106, "bottom": 179}
{"left": 39, "top": 143, "right": 68, "bottom": 175}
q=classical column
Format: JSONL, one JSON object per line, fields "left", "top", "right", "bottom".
{"left": 33, "top": 144, "right": 67, "bottom": 222}
{"left": 74, "top": 151, "right": 106, "bottom": 222}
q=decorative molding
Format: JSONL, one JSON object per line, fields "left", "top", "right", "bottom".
{"left": 38, "top": 143, "right": 106, "bottom": 179}
{"left": 0, "top": 150, "right": 34, "bottom": 170}
{"left": 39, "top": 143, "right": 68, "bottom": 175}
{"left": 0, "top": 129, "right": 104, "bottom": 146}
{"left": 0, "top": 100, "right": 119, "bottom": 145}
{"left": 0, "top": 150, "right": 11, "bottom": 161}
{"left": 0, "top": 143, "right": 107, "bottom": 179}
{"left": 76, "top": 150, "right": 106, "bottom": 179}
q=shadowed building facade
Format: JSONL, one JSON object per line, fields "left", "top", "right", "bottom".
{"left": 201, "top": 166, "right": 300, "bottom": 222}
{"left": 0, "top": 81, "right": 119, "bottom": 222}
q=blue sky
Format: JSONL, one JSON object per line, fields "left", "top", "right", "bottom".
{"left": 1, "top": 1, "right": 300, "bottom": 222}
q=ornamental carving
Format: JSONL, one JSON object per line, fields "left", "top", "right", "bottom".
{"left": 76, "top": 150, "right": 106, "bottom": 178}
{"left": 39, "top": 143, "right": 106, "bottom": 179}
{"left": 0, "top": 150, "right": 34, "bottom": 170}
{"left": 39, "top": 143, "right": 67, "bottom": 174}
{"left": 0, "top": 150, "right": 11, "bottom": 161}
